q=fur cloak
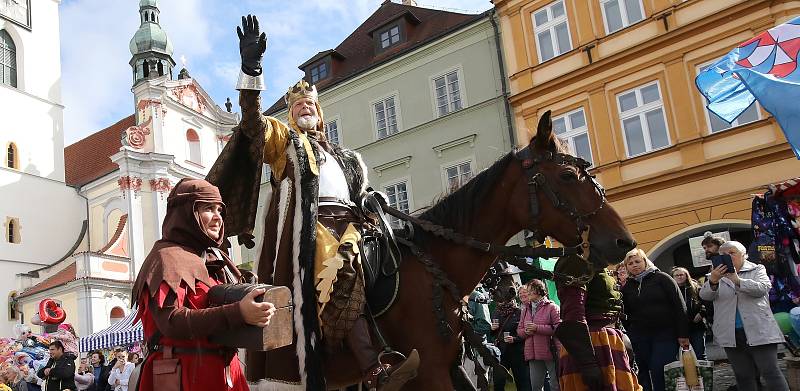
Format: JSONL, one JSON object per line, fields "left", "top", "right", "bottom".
{"left": 207, "top": 107, "right": 367, "bottom": 391}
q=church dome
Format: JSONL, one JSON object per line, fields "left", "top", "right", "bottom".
{"left": 129, "top": 20, "right": 173, "bottom": 56}
{"left": 139, "top": 0, "right": 158, "bottom": 7}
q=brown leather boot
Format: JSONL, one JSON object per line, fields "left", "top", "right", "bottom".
{"left": 346, "top": 316, "right": 420, "bottom": 390}
{"left": 364, "top": 349, "right": 420, "bottom": 391}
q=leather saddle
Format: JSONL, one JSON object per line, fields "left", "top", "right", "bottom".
{"left": 358, "top": 190, "right": 407, "bottom": 316}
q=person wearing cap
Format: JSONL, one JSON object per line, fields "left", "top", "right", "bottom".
{"left": 131, "top": 178, "right": 277, "bottom": 391}
{"left": 206, "top": 15, "right": 419, "bottom": 391}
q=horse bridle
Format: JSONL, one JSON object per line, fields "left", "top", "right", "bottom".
{"left": 514, "top": 144, "right": 608, "bottom": 261}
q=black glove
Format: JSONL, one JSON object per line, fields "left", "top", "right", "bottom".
{"left": 555, "top": 321, "right": 603, "bottom": 391}
{"left": 237, "top": 15, "right": 267, "bottom": 76}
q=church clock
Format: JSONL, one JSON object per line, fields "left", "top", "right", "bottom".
{"left": 0, "top": 0, "right": 30, "bottom": 29}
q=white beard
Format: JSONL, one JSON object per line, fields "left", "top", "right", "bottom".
{"left": 296, "top": 115, "right": 318, "bottom": 131}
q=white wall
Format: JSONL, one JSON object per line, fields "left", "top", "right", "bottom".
{"left": 0, "top": 168, "right": 88, "bottom": 263}
{"left": 0, "top": 0, "right": 64, "bottom": 181}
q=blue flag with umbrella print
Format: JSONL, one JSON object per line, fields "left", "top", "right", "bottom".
{"left": 696, "top": 16, "right": 800, "bottom": 158}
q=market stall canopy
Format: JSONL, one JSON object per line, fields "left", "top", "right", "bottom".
{"left": 79, "top": 310, "right": 143, "bottom": 352}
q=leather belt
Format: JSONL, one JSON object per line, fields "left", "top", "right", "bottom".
{"left": 154, "top": 345, "right": 233, "bottom": 356}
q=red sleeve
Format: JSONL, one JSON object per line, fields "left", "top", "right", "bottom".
{"left": 144, "top": 281, "right": 246, "bottom": 340}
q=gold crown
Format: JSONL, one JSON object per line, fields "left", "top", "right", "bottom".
{"left": 284, "top": 79, "right": 318, "bottom": 107}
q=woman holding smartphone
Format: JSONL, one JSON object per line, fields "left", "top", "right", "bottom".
{"left": 700, "top": 241, "right": 788, "bottom": 391}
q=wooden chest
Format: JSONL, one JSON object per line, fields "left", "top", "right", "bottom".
{"left": 207, "top": 283, "right": 293, "bottom": 351}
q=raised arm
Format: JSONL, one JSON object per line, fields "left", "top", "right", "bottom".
{"left": 235, "top": 15, "right": 291, "bottom": 180}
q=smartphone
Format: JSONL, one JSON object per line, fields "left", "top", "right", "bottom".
{"left": 711, "top": 253, "right": 734, "bottom": 271}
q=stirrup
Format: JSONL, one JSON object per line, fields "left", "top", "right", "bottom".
{"left": 375, "top": 349, "right": 420, "bottom": 391}
{"left": 377, "top": 349, "right": 406, "bottom": 366}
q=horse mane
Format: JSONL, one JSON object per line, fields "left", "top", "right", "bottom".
{"left": 419, "top": 152, "right": 516, "bottom": 232}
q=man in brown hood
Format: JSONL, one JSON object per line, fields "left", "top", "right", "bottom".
{"left": 131, "top": 178, "right": 275, "bottom": 391}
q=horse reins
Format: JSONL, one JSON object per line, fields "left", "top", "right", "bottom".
{"left": 515, "top": 145, "right": 608, "bottom": 262}
{"left": 376, "top": 145, "right": 608, "bottom": 273}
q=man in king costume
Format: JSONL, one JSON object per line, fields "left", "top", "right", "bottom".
{"left": 206, "top": 15, "right": 419, "bottom": 391}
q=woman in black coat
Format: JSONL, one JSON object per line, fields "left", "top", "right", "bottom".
{"left": 621, "top": 249, "right": 689, "bottom": 391}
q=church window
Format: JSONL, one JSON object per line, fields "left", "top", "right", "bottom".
{"left": 157, "top": 61, "right": 164, "bottom": 76}
{"left": 6, "top": 217, "right": 20, "bottom": 244}
{"left": 0, "top": 30, "right": 17, "bottom": 88}
{"left": 186, "top": 129, "right": 202, "bottom": 164}
{"left": 8, "top": 291, "right": 17, "bottom": 320}
{"left": 7, "top": 142, "right": 18, "bottom": 169}
{"left": 110, "top": 306, "right": 125, "bottom": 324}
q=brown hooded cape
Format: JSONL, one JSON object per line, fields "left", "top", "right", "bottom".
{"left": 132, "top": 178, "right": 242, "bottom": 313}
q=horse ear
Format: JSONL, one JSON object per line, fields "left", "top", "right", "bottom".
{"left": 529, "top": 110, "right": 553, "bottom": 151}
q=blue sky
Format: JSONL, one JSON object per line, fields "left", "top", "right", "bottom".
{"left": 60, "top": 0, "right": 493, "bottom": 144}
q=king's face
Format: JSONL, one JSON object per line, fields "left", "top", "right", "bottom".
{"left": 292, "top": 98, "right": 318, "bottom": 121}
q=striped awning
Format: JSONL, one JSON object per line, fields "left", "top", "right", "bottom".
{"left": 79, "top": 310, "right": 143, "bottom": 352}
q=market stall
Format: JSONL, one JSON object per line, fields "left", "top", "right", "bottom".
{"left": 79, "top": 310, "right": 143, "bottom": 353}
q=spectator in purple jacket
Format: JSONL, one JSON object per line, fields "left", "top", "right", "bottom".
{"left": 518, "top": 279, "right": 561, "bottom": 391}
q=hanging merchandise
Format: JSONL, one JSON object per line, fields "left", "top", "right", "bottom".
{"left": 750, "top": 195, "right": 776, "bottom": 265}
{"left": 757, "top": 178, "right": 800, "bottom": 313}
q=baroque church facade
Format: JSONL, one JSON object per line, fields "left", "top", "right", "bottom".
{"left": 2, "top": 0, "right": 239, "bottom": 338}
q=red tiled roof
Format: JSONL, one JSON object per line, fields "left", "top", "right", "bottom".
{"left": 18, "top": 262, "right": 77, "bottom": 298}
{"left": 265, "top": 2, "right": 483, "bottom": 114}
{"left": 64, "top": 115, "right": 135, "bottom": 186}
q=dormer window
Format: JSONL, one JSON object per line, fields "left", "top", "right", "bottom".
{"left": 310, "top": 62, "right": 328, "bottom": 83}
{"left": 379, "top": 25, "right": 401, "bottom": 49}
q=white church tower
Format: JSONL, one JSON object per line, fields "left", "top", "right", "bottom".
{"left": 0, "top": 0, "right": 87, "bottom": 336}
{"left": 9, "top": 0, "right": 240, "bottom": 339}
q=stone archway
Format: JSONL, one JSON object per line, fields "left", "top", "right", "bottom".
{"left": 647, "top": 219, "right": 751, "bottom": 276}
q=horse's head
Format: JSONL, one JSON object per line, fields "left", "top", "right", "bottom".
{"left": 507, "top": 111, "right": 636, "bottom": 267}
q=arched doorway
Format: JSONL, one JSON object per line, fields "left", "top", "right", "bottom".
{"left": 647, "top": 219, "right": 752, "bottom": 278}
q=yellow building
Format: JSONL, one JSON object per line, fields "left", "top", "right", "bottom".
{"left": 494, "top": 0, "right": 800, "bottom": 270}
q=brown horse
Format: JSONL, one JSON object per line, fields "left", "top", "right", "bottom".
{"left": 324, "top": 112, "right": 636, "bottom": 390}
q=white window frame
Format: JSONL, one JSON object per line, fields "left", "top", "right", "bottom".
{"left": 325, "top": 115, "right": 342, "bottom": 146}
{"left": 600, "top": 0, "right": 646, "bottom": 35}
{"left": 371, "top": 92, "right": 403, "bottom": 140}
{"left": 532, "top": 0, "right": 573, "bottom": 63}
{"left": 440, "top": 157, "right": 475, "bottom": 194}
{"left": 552, "top": 108, "right": 593, "bottom": 165}
{"left": 382, "top": 177, "right": 413, "bottom": 228}
{"left": 696, "top": 60, "right": 762, "bottom": 135}
{"left": 617, "top": 81, "right": 671, "bottom": 158}
{"left": 429, "top": 66, "right": 467, "bottom": 118}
